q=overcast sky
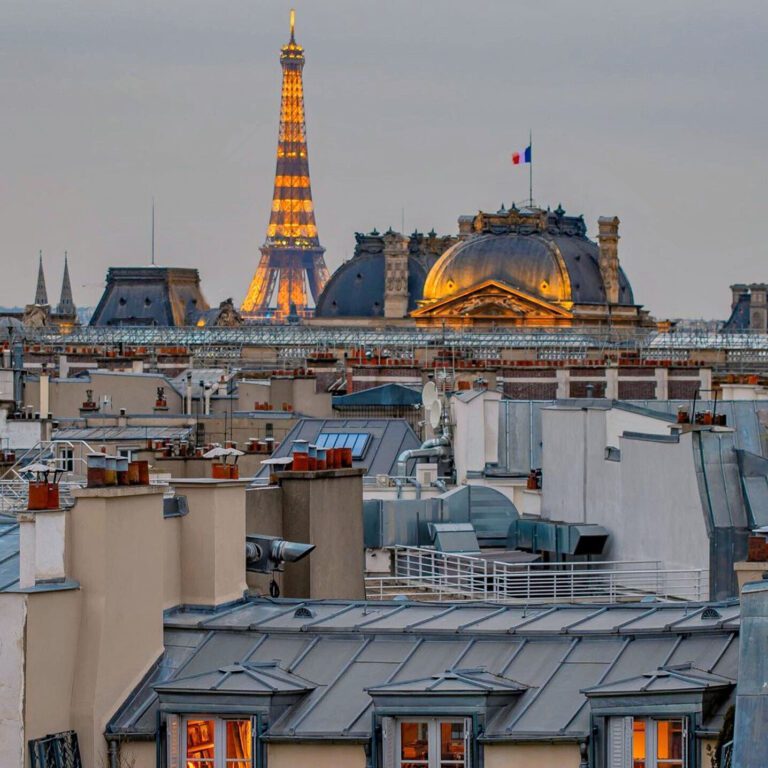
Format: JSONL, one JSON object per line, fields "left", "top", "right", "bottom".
{"left": 1, "top": 1, "right": 766, "bottom": 318}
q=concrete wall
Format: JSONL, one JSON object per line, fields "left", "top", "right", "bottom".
{"left": 617, "top": 432, "right": 709, "bottom": 570}
{"left": 541, "top": 405, "right": 709, "bottom": 572}
{"left": 452, "top": 390, "right": 502, "bottom": 484}
{"left": 0, "top": 411, "right": 44, "bottom": 450}
{"left": 484, "top": 743, "right": 581, "bottom": 768}
{"left": 26, "top": 371, "right": 184, "bottom": 419}
{"left": 268, "top": 743, "right": 367, "bottom": 768}
{"left": 245, "top": 486, "right": 284, "bottom": 594}
{"left": 0, "top": 593, "right": 26, "bottom": 768}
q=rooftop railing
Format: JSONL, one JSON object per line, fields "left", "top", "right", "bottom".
{"left": 364, "top": 545, "right": 709, "bottom": 604}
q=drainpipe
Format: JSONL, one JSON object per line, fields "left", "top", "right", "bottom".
{"left": 12, "top": 341, "right": 23, "bottom": 414}
{"left": 106, "top": 736, "right": 119, "bottom": 768}
{"left": 185, "top": 372, "right": 192, "bottom": 416}
{"left": 406, "top": 477, "right": 422, "bottom": 499}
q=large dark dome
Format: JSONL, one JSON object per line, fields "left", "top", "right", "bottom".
{"left": 423, "top": 212, "right": 634, "bottom": 307}
{"left": 315, "top": 251, "right": 429, "bottom": 317}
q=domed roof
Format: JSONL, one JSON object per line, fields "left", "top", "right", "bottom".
{"left": 315, "top": 251, "right": 428, "bottom": 318}
{"left": 422, "top": 208, "right": 634, "bottom": 307}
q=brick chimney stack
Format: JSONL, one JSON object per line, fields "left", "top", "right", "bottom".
{"left": 597, "top": 216, "right": 620, "bottom": 305}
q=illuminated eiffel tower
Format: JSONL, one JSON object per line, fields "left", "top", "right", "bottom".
{"left": 241, "top": 10, "right": 330, "bottom": 320}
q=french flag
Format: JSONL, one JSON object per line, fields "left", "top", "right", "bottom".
{"left": 512, "top": 145, "right": 532, "bottom": 165}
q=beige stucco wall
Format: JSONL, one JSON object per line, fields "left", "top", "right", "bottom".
{"left": 68, "top": 486, "right": 166, "bottom": 768}
{"left": 268, "top": 743, "right": 367, "bottom": 768}
{"left": 484, "top": 742, "right": 581, "bottom": 768}
{"left": 0, "top": 593, "right": 27, "bottom": 768}
{"left": 175, "top": 481, "right": 248, "bottom": 607}
{"left": 163, "top": 515, "right": 183, "bottom": 609}
{"left": 119, "top": 740, "right": 156, "bottom": 768}
{"left": 23, "top": 589, "right": 81, "bottom": 756}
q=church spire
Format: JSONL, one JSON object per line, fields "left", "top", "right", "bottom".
{"left": 57, "top": 251, "right": 76, "bottom": 317}
{"left": 35, "top": 251, "right": 48, "bottom": 306}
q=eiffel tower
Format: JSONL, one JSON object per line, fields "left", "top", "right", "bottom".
{"left": 241, "top": 10, "right": 330, "bottom": 320}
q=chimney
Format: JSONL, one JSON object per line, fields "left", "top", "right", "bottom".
{"left": 247, "top": 468, "right": 366, "bottom": 599}
{"left": 383, "top": 230, "right": 410, "bottom": 319}
{"left": 67, "top": 484, "right": 166, "bottom": 767}
{"left": 731, "top": 283, "right": 749, "bottom": 310}
{"left": 732, "top": 580, "right": 768, "bottom": 766}
{"left": 597, "top": 216, "right": 620, "bottom": 305}
{"left": 171, "top": 479, "right": 248, "bottom": 608}
{"left": 18, "top": 507, "right": 69, "bottom": 588}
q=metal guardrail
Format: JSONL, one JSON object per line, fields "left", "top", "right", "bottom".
{"left": 364, "top": 546, "right": 709, "bottom": 603}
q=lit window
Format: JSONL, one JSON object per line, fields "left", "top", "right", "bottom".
{"left": 610, "top": 717, "right": 686, "bottom": 768}
{"left": 397, "top": 719, "right": 467, "bottom": 768}
{"left": 178, "top": 717, "right": 252, "bottom": 768}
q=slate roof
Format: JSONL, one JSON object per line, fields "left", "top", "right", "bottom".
{"left": 154, "top": 661, "right": 315, "bottom": 695}
{"left": 109, "top": 597, "right": 739, "bottom": 742}
{"left": 53, "top": 426, "right": 193, "bottom": 442}
{"left": 583, "top": 665, "right": 733, "bottom": 696}
{"left": 332, "top": 383, "right": 422, "bottom": 408}
{"left": 367, "top": 668, "right": 526, "bottom": 695}
{"left": 253, "top": 418, "right": 420, "bottom": 480}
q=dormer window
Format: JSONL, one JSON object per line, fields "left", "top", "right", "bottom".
{"left": 396, "top": 719, "right": 468, "bottom": 768}
{"left": 181, "top": 717, "right": 252, "bottom": 768}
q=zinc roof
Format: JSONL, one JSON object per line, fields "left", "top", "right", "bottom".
{"left": 109, "top": 597, "right": 739, "bottom": 741}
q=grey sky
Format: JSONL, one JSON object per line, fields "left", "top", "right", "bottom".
{"left": 1, "top": 0, "right": 766, "bottom": 319}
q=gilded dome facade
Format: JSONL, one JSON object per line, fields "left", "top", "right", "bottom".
{"left": 420, "top": 206, "right": 634, "bottom": 308}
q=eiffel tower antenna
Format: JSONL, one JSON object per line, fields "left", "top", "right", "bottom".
{"left": 241, "top": 9, "right": 330, "bottom": 320}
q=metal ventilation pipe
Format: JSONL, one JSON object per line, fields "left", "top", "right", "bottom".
{"left": 396, "top": 435, "right": 451, "bottom": 477}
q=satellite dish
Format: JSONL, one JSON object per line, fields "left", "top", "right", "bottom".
{"left": 422, "top": 381, "right": 438, "bottom": 408}
{"left": 429, "top": 400, "right": 442, "bottom": 430}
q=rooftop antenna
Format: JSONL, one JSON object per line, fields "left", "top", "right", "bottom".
{"left": 151, "top": 198, "right": 156, "bottom": 266}
{"left": 528, "top": 129, "right": 533, "bottom": 207}
{"left": 289, "top": 8, "right": 296, "bottom": 42}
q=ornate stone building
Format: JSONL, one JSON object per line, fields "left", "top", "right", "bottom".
{"left": 314, "top": 204, "right": 648, "bottom": 328}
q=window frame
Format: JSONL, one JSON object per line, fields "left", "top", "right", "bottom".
{"left": 393, "top": 716, "right": 472, "bottom": 768}
{"left": 169, "top": 715, "right": 257, "bottom": 768}
{"left": 608, "top": 715, "right": 688, "bottom": 768}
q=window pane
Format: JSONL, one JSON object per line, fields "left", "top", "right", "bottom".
{"left": 440, "top": 721, "right": 465, "bottom": 766}
{"left": 632, "top": 719, "right": 646, "bottom": 768}
{"left": 657, "top": 719, "right": 684, "bottom": 762}
{"left": 186, "top": 719, "right": 215, "bottom": 761}
{"left": 226, "top": 720, "right": 252, "bottom": 760}
{"left": 401, "top": 721, "right": 429, "bottom": 762}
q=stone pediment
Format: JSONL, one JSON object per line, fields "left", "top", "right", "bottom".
{"left": 411, "top": 279, "right": 573, "bottom": 321}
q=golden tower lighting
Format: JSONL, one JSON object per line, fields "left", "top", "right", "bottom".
{"left": 241, "top": 9, "right": 330, "bottom": 320}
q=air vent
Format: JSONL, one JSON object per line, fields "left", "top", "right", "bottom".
{"left": 701, "top": 607, "right": 722, "bottom": 621}
{"left": 294, "top": 606, "right": 315, "bottom": 619}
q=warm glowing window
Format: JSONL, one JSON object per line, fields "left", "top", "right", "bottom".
{"left": 611, "top": 717, "right": 687, "bottom": 768}
{"left": 397, "top": 719, "right": 468, "bottom": 768}
{"left": 179, "top": 718, "right": 253, "bottom": 768}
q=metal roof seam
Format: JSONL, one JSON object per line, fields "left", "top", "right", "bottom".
{"left": 706, "top": 633, "right": 736, "bottom": 673}
{"left": 342, "top": 638, "right": 426, "bottom": 733}
{"left": 287, "top": 637, "right": 373, "bottom": 733}
{"left": 287, "top": 636, "right": 321, "bottom": 672}
{"left": 505, "top": 637, "right": 580, "bottom": 731}
{"left": 564, "top": 636, "right": 632, "bottom": 732}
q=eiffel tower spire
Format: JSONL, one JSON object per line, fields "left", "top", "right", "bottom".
{"left": 57, "top": 251, "right": 76, "bottom": 317}
{"left": 241, "top": 10, "right": 330, "bottom": 319}
{"left": 35, "top": 251, "right": 48, "bottom": 305}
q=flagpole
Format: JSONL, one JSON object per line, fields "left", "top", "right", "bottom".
{"left": 529, "top": 129, "right": 533, "bottom": 207}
